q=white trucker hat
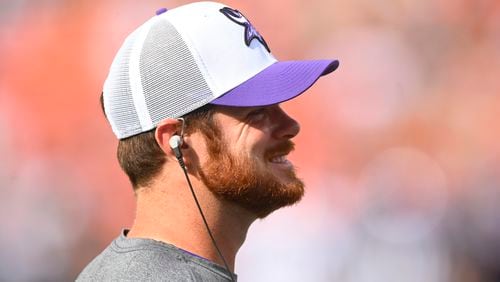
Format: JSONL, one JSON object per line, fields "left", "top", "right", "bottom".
{"left": 103, "top": 1, "right": 339, "bottom": 139}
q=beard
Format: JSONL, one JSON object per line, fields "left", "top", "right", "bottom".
{"left": 198, "top": 135, "right": 305, "bottom": 219}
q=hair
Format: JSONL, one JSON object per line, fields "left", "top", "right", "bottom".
{"left": 100, "top": 93, "right": 217, "bottom": 190}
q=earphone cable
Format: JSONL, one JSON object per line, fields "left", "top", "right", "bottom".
{"left": 176, "top": 156, "right": 236, "bottom": 282}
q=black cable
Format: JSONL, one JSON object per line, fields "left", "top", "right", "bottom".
{"left": 176, "top": 156, "right": 236, "bottom": 282}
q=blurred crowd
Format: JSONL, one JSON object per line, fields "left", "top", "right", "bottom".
{"left": 0, "top": 0, "right": 499, "bottom": 281}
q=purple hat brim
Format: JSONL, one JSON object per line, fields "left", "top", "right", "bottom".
{"left": 210, "top": 59, "right": 339, "bottom": 107}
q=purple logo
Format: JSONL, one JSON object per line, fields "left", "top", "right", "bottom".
{"left": 220, "top": 7, "right": 271, "bottom": 53}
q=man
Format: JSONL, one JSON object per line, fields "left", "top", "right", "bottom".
{"left": 77, "top": 2, "right": 338, "bottom": 281}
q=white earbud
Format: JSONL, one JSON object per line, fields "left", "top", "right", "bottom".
{"left": 169, "top": 135, "right": 182, "bottom": 149}
{"left": 169, "top": 135, "right": 183, "bottom": 158}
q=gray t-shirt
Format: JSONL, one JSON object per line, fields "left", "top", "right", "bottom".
{"left": 76, "top": 230, "right": 236, "bottom": 281}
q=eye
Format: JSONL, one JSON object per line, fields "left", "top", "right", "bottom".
{"left": 247, "top": 108, "right": 265, "bottom": 117}
{"left": 246, "top": 107, "right": 267, "bottom": 121}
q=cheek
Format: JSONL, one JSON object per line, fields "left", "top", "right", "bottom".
{"left": 246, "top": 136, "right": 270, "bottom": 161}
{"left": 186, "top": 135, "right": 211, "bottom": 168}
{"left": 226, "top": 135, "right": 267, "bottom": 161}
{"left": 231, "top": 124, "right": 266, "bottom": 151}
{"left": 225, "top": 117, "right": 275, "bottom": 159}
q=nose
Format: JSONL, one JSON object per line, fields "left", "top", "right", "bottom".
{"left": 271, "top": 105, "right": 300, "bottom": 140}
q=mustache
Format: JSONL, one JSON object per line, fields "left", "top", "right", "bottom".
{"left": 265, "top": 140, "right": 295, "bottom": 158}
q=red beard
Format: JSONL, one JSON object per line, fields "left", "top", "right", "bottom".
{"left": 199, "top": 137, "right": 304, "bottom": 218}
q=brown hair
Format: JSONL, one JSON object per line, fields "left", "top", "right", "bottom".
{"left": 100, "top": 93, "right": 217, "bottom": 190}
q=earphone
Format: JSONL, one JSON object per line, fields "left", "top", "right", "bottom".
{"left": 169, "top": 135, "right": 183, "bottom": 159}
{"left": 169, "top": 118, "right": 185, "bottom": 160}
{"left": 168, "top": 118, "right": 235, "bottom": 282}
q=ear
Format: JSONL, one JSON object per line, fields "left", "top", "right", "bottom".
{"left": 155, "top": 118, "right": 182, "bottom": 158}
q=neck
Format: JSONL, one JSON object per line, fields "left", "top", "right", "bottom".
{"left": 127, "top": 177, "right": 256, "bottom": 272}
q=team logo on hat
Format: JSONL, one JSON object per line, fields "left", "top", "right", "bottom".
{"left": 220, "top": 7, "right": 271, "bottom": 53}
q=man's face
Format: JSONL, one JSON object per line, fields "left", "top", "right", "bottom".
{"left": 197, "top": 105, "right": 305, "bottom": 218}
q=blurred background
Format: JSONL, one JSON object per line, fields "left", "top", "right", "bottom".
{"left": 1, "top": 0, "right": 499, "bottom": 281}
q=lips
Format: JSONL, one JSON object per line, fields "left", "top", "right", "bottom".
{"left": 265, "top": 141, "right": 295, "bottom": 166}
{"left": 269, "top": 155, "right": 288, "bottom": 164}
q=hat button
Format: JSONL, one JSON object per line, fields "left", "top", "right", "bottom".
{"left": 155, "top": 8, "right": 168, "bottom": 15}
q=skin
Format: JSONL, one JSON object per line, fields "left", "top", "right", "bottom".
{"left": 127, "top": 104, "right": 300, "bottom": 272}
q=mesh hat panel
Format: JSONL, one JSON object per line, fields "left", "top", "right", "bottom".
{"left": 140, "top": 19, "right": 213, "bottom": 127}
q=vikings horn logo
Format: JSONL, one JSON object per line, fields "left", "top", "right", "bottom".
{"left": 220, "top": 7, "right": 271, "bottom": 53}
